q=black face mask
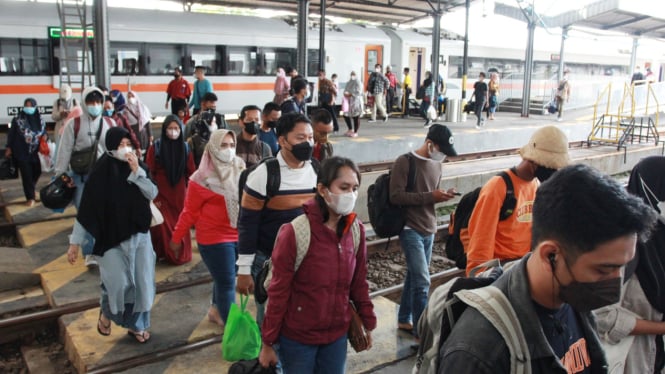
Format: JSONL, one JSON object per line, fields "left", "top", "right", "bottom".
{"left": 553, "top": 254, "right": 622, "bottom": 312}
{"left": 174, "top": 74, "right": 181, "bottom": 79}
{"left": 244, "top": 121, "right": 259, "bottom": 135}
{"left": 288, "top": 141, "right": 313, "bottom": 162}
{"left": 267, "top": 121, "right": 278, "bottom": 129}
{"left": 535, "top": 165, "right": 557, "bottom": 182}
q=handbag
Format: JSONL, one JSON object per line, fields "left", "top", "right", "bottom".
{"left": 228, "top": 359, "right": 276, "bottom": 374}
{"left": 0, "top": 153, "right": 19, "bottom": 180}
{"left": 70, "top": 117, "right": 103, "bottom": 174}
{"left": 348, "top": 301, "right": 369, "bottom": 353}
{"left": 150, "top": 201, "right": 164, "bottom": 227}
{"left": 222, "top": 294, "right": 261, "bottom": 361}
{"left": 39, "top": 135, "right": 50, "bottom": 156}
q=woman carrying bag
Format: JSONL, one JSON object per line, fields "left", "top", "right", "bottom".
{"left": 259, "top": 156, "right": 376, "bottom": 373}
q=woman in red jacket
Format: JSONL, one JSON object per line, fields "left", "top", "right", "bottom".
{"left": 259, "top": 156, "right": 376, "bottom": 373}
{"left": 170, "top": 129, "right": 245, "bottom": 326}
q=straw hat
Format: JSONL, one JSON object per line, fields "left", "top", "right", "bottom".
{"left": 519, "top": 126, "right": 571, "bottom": 169}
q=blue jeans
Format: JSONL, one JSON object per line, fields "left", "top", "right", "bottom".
{"left": 251, "top": 251, "right": 269, "bottom": 326}
{"left": 276, "top": 334, "right": 347, "bottom": 374}
{"left": 71, "top": 172, "right": 95, "bottom": 256}
{"left": 198, "top": 242, "right": 237, "bottom": 323}
{"left": 398, "top": 228, "right": 434, "bottom": 336}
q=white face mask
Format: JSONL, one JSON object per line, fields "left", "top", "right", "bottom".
{"left": 375, "top": 68, "right": 381, "bottom": 73}
{"left": 112, "top": 146, "right": 133, "bottom": 162}
{"left": 428, "top": 143, "right": 446, "bottom": 162}
{"left": 167, "top": 129, "right": 180, "bottom": 140}
{"left": 326, "top": 190, "right": 358, "bottom": 216}
{"left": 213, "top": 147, "right": 235, "bottom": 163}
{"left": 128, "top": 97, "right": 137, "bottom": 105}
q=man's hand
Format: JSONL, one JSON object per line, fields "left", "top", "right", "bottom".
{"left": 236, "top": 274, "right": 254, "bottom": 295}
{"left": 432, "top": 189, "right": 456, "bottom": 203}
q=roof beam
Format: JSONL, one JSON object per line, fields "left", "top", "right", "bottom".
{"left": 602, "top": 14, "right": 650, "bottom": 30}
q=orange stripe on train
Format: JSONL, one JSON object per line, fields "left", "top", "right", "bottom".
{"left": 0, "top": 82, "right": 274, "bottom": 95}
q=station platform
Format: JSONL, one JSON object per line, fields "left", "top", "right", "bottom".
{"left": 0, "top": 108, "right": 663, "bottom": 373}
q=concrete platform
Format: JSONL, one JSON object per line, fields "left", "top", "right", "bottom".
{"left": 61, "top": 282, "right": 227, "bottom": 373}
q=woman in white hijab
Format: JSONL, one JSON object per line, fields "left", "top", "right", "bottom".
{"left": 125, "top": 91, "right": 153, "bottom": 155}
{"left": 52, "top": 84, "right": 80, "bottom": 145}
{"left": 171, "top": 129, "right": 245, "bottom": 326}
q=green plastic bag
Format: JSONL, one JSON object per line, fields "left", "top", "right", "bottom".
{"left": 222, "top": 294, "right": 261, "bottom": 361}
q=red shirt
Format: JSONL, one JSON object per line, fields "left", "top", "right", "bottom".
{"left": 172, "top": 181, "right": 238, "bottom": 245}
{"left": 166, "top": 78, "right": 192, "bottom": 100}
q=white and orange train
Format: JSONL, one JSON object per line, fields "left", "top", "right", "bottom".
{"left": 0, "top": 1, "right": 657, "bottom": 124}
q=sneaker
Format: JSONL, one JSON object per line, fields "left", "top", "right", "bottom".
{"left": 383, "top": 116, "right": 389, "bottom": 123}
{"left": 351, "top": 133, "right": 358, "bottom": 138}
{"left": 85, "top": 255, "right": 98, "bottom": 267}
{"left": 368, "top": 119, "right": 377, "bottom": 123}
{"left": 557, "top": 118, "right": 563, "bottom": 122}
{"left": 475, "top": 124, "right": 482, "bottom": 130}
{"left": 424, "top": 120, "right": 432, "bottom": 128}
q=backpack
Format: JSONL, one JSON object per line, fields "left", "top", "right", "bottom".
{"left": 254, "top": 214, "right": 361, "bottom": 304}
{"left": 413, "top": 260, "right": 531, "bottom": 374}
{"left": 238, "top": 157, "right": 321, "bottom": 209}
{"left": 366, "top": 153, "right": 416, "bottom": 238}
{"left": 415, "top": 85, "right": 426, "bottom": 100}
{"left": 367, "top": 73, "right": 377, "bottom": 93}
{"left": 445, "top": 171, "right": 516, "bottom": 270}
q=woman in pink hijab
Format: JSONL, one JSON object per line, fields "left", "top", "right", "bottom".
{"left": 273, "top": 68, "right": 290, "bottom": 105}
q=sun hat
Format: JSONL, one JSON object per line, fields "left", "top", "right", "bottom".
{"left": 519, "top": 126, "right": 571, "bottom": 169}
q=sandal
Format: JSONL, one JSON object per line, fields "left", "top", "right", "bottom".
{"left": 127, "top": 330, "right": 151, "bottom": 343}
{"left": 398, "top": 322, "right": 413, "bottom": 333}
{"left": 97, "top": 310, "right": 111, "bottom": 336}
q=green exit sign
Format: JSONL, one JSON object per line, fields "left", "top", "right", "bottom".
{"left": 48, "top": 26, "right": 94, "bottom": 39}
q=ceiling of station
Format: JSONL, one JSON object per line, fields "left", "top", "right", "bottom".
{"left": 189, "top": 0, "right": 473, "bottom": 25}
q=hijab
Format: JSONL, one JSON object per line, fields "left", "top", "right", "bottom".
{"left": 190, "top": 129, "right": 245, "bottom": 228}
{"left": 16, "top": 98, "right": 45, "bottom": 153}
{"left": 110, "top": 90, "right": 126, "bottom": 113}
{"left": 77, "top": 127, "right": 152, "bottom": 256}
{"left": 626, "top": 156, "right": 665, "bottom": 313}
{"left": 126, "top": 91, "right": 152, "bottom": 130}
{"left": 345, "top": 72, "right": 362, "bottom": 97}
{"left": 274, "top": 68, "right": 289, "bottom": 95}
{"left": 159, "top": 114, "right": 187, "bottom": 187}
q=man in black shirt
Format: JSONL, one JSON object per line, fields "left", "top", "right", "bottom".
{"left": 471, "top": 72, "right": 488, "bottom": 129}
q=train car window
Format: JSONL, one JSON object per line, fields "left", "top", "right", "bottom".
{"left": 0, "top": 38, "right": 49, "bottom": 75}
{"left": 261, "top": 48, "right": 296, "bottom": 76}
{"left": 225, "top": 46, "right": 257, "bottom": 76}
{"left": 307, "top": 49, "right": 320, "bottom": 76}
{"left": 189, "top": 45, "right": 217, "bottom": 75}
{"left": 110, "top": 42, "right": 141, "bottom": 75}
{"left": 0, "top": 39, "right": 21, "bottom": 74}
{"left": 146, "top": 43, "right": 182, "bottom": 75}
{"left": 51, "top": 38, "right": 95, "bottom": 76}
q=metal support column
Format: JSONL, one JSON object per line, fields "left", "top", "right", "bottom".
{"left": 462, "top": 0, "right": 470, "bottom": 99}
{"left": 431, "top": 0, "right": 441, "bottom": 100}
{"left": 297, "top": 0, "right": 310, "bottom": 76}
{"left": 521, "top": 20, "right": 535, "bottom": 117}
{"left": 318, "top": 0, "right": 325, "bottom": 71}
{"left": 93, "top": 0, "right": 110, "bottom": 90}
{"left": 557, "top": 25, "right": 569, "bottom": 83}
{"left": 629, "top": 36, "right": 639, "bottom": 75}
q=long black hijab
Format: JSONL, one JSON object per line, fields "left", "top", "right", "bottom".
{"left": 159, "top": 114, "right": 187, "bottom": 187}
{"left": 77, "top": 127, "right": 152, "bottom": 256}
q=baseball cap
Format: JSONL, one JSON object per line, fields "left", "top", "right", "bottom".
{"left": 519, "top": 126, "right": 570, "bottom": 169}
{"left": 426, "top": 124, "right": 457, "bottom": 156}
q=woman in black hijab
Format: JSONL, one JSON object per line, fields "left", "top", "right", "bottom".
{"left": 66, "top": 127, "right": 158, "bottom": 343}
{"left": 5, "top": 98, "right": 46, "bottom": 206}
{"left": 595, "top": 155, "right": 665, "bottom": 373}
{"left": 145, "top": 114, "right": 196, "bottom": 265}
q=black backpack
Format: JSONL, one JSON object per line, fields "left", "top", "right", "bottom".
{"left": 367, "top": 73, "right": 377, "bottom": 93}
{"left": 367, "top": 153, "right": 416, "bottom": 238}
{"left": 238, "top": 157, "right": 320, "bottom": 208}
{"left": 415, "top": 85, "right": 426, "bottom": 100}
{"left": 445, "top": 171, "right": 516, "bottom": 269}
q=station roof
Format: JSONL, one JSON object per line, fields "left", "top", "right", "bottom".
{"left": 494, "top": 0, "right": 665, "bottom": 39}
{"left": 190, "top": 0, "right": 473, "bottom": 25}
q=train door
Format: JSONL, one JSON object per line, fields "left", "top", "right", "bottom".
{"left": 408, "top": 47, "right": 425, "bottom": 89}
{"left": 365, "top": 45, "right": 383, "bottom": 88}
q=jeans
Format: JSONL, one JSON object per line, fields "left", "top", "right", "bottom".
{"left": 474, "top": 98, "right": 487, "bottom": 125}
{"left": 251, "top": 251, "right": 269, "bottom": 326}
{"left": 276, "top": 334, "right": 347, "bottom": 374}
{"left": 70, "top": 172, "right": 95, "bottom": 256}
{"left": 398, "top": 228, "right": 434, "bottom": 336}
{"left": 198, "top": 242, "right": 238, "bottom": 323}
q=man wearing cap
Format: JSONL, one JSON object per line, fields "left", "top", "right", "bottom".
{"left": 165, "top": 67, "right": 191, "bottom": 115}
{"left": 189, "top": 66, "right": 213, "bottom": 116}
{"left": 465, "top": 125, "right": 571, "bottom": 275}
{"left": 389, "top": 124, "right": 459, "bottom": 337}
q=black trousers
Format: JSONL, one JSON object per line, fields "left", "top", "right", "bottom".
{"left": 17, "top": 156, "right": 41, "bottom": 201}
{"left": 170, "top": 98, "right": 187, "bottom": 115}
{"left": 320, "top": 103, "right": 339, "bottom": 132}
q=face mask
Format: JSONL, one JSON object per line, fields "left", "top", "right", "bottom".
{"left": 534, "top": 165, "right": 557, "bottom": 182}
{"left": 104, "top": 109, "right": 114, "bottom": 117}
{"left": 428, "top": 143, "right": 446, "bottom": 162}
{"left": 87, "top": 104, "right": 102, "bottom": 117}
{"left": 244, "top": 121, "right": 258, "bottom": 135}
{"left": 111, "top": 146, "right": 133, "bottom": 162}
{"left": 174, "top": 74, "right": 181, "bottom": 79}
{"left": 326, "top": 190, "right": 358, "bottom": 216}
{"left": 288, "top": 141, "right": 313, "bottom": 162}
{"left": 267, "top": 121, "right": 278, "bottom": 129}
{"left": 350, "top": 75, "right": 357, "bottom": 80}
{"left": 553, "top": 254, "right": 622, "bottom": 312}
{"left": 375, "top": 68, "right": 381, "bottom": 73}
{"left": 167, "top": 129, "right": 180, "bottom": 140}
{"left": 111, "top": 96, "right": 117, "bottom": 103}
{"left": 23, "top": 107, "right": 36, "bottom": 115}
{"left": 128, "top": 97, "right": 137, "bottom": 105}
{"left": 213, "top": 147, "right": 235, "bottom": 163}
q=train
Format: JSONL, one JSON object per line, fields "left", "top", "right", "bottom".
{"left": 0, "top": 0, "right": 659, "bottom": 125}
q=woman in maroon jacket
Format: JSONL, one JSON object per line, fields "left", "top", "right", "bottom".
{"left": 259, "top": 156, "right": 376, "bottom": 373}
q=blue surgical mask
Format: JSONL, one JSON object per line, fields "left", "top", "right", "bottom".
{"left": 87, "top": 104, "right": 102, "bottom": 117}
{"left": 23, "top": 107, "right": 36, "bottom": 115}
{"left": 104, "top": 109, "right": 114, "bottom": 117}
